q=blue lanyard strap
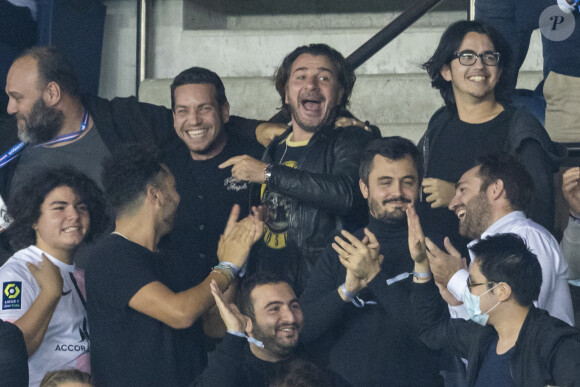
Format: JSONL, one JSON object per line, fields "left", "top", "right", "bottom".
{"left": 0, "top": 109, "right": 89, "bottom": 169}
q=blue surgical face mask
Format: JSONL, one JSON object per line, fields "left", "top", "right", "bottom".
{"left": 463, "top": 284, "right": 501, "bottom": 326}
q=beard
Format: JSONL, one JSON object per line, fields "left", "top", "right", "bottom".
{"left": 17, "top": 98, "right": 64, "bottom": 144}
{"left": 251, "top": 320, "right": 300, "bottom": 360}
{"left": 459, "top": 192, "right": 493, "bottom": 240}
{"left": 368, "top": 196, "right": 412, "bottom": 224}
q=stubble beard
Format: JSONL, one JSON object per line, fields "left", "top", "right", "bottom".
{"left": 369, "top": 196, "right": 412, "bottom": 224}
{"left": 458, "top": 192, "right": 493, "bottom": 240}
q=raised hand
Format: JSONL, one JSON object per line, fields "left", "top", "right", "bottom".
{"left": 333, "top": 229, "right": 382, "bottom": 287}
{"left": 406, "top": 205, "right": 427, "bottom": 264}
{"left": 425, "top": 237, "right": 463, "bottom": 287}
{"left": 223, "top": 204, "right": 241, "bottom": 238}
{"left": 562, "top": 167, "right": 580, "bottom": 216}
{"left": 217, "top": 217, "right": 257, "bottom": 267}
{"left": 422, "top": 178, "right": 456, "bottom": 208}
{"left": 210, "top": 279, "right": 250, "bottom": 333}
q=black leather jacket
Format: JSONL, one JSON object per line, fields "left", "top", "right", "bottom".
{"left": 257, "top": 124, "right": 375, "bottom": 293}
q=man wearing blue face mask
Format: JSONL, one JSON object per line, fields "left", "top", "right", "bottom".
{"left": 408, "top": 231, "right": 580, "bottom": 386}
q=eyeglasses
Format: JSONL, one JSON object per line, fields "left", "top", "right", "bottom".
{"left": 453, "top": 50, "right": 500, "bottom": 66}
{"left": 466, "top": 277, "right": 495, "bottom": 290}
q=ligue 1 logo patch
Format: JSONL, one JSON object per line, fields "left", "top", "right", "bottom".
{"left": 2, "top": 281, "right": 22, "bottom": 310}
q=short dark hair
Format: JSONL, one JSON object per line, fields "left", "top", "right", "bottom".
{"left": 40, "top": 369, "right": 92, "bottom": 387}
{"left": 7, "top": 168, "right": 110, "bottom": 251}
{"left": 170, "top": 67, "right": 227, "bottom": 110}
{"left": 470, "top": 233, "right": 542, "bottom": 306}
{"left": 101, "top": 144, "right": 169, "bottom": 216}
{"left": 422, "top": 20, "right": 513, "bottom": 107}
{"left": 237, "top": 272, "right": 290, "bottom": 320}
{"left": 274, "top": 43, "right": 355, "bottom": 116}
{"left": 475, "top": 153, "right": 533, "bottom": 213}
{"left": 19, "top": 46, "right": 80, "bottom": 98}
{"left": 359, "top": 136, "right": 423, "bottom": 185}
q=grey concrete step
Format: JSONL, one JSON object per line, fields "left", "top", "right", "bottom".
{"left": 149, "top": 18, "right": 543, "bottom": 79}
{"left": 225, "top": 11, "right": 468, "bottom": 30}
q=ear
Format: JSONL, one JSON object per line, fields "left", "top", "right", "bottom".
{"left": 486, "top": 179, "right": 505, "bottom": 202}
{"left": 245, "top": 317, "right": 253, "bottom": 337}
{"left": 284, "top": 85, "right": 289, "bottom": 105}
{"left": 440, "top": 64, "right": 452, "bottom": 82}
{"left": 42, "top": 81, "right": 62, "bottom": 107}
{"left": 221, "top": 101, "right": 230, "bottom": 124}
{"left": 495, "top": 282, "right": 512, "bottom": 302}
{"left": 146, "top": 185, "right": 161, "bottom": 207}
{"left": 359, "top": 179, "right": 369, "bottom": 199}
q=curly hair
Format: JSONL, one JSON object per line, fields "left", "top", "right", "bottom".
{"left": 7, "top": 167, "right": 110, "bottom": 251}
{"left": 274, "top": 43, "right": 355, "bottom": 117}
{"left": 422, "top": 20, "right": 513, "bottom": 108}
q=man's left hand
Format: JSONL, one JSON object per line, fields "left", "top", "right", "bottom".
{"left": 425, "top": 237, "right": 464, "bottom": 287}
{"left": 219, "top": 155, "right": 268, "bottom": 183}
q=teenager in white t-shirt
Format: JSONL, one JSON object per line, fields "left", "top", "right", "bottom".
{"left": 0, "top": 168, "right": 109, "bottom": 386}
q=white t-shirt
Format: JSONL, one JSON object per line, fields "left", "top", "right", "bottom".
{"left": 0, "top": 246, "right": 90, "bottom": 387}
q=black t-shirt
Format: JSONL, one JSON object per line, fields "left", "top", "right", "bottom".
{"left": 160, "top": 134, "right": 263, "bottom": 292}
{"left": 85, "top": 234, "right": 203, "bottom": 387}
{"left": 421, "top": 110, "right": 511, "bottom": 253}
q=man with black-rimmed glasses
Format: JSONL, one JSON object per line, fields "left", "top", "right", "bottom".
{"left": 417, "top": 20, "right": 565, "bottom": 261}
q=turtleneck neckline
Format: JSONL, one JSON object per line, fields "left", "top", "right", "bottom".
{"left": 367, "top": 215, "right": 408, "bottom": 238}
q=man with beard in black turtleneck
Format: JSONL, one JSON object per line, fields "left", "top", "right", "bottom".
{"left": 300, "top": 137, "right": 447, "bottom": 387}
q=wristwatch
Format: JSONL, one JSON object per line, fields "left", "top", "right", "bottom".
{"left": 264, "top": 164, "right": 273, "bottom": 183}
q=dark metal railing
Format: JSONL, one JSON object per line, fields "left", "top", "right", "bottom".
{"left": 346, "top": 0, "right": 443, "bottom": 69}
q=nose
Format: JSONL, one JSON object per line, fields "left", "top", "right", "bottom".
{"left": 280, "top": 305, "right": 297, "bottom": 323}
{"left": 6, "top": 97, "right": 17, "bottom": 115}
{"left": 188, "top": 110, "right": 202, "bottom": 125}
{"left": 394, "top": 180, "right": 404, "bottom": 196}
{"left": 306, "top": 75, "right": 319, "bottom": 90}
{"left": 471, "top": 55, "right": 485, "bottom": 69}
{"left": 448, "top": 191, "right": 460, "bottom": 211}
{"left": 66, "top": 206, "right": 81, "bottom": 220}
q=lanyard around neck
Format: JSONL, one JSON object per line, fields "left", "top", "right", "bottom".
{"left": 0, "top": 109, "right": 89, "bottom": 169}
